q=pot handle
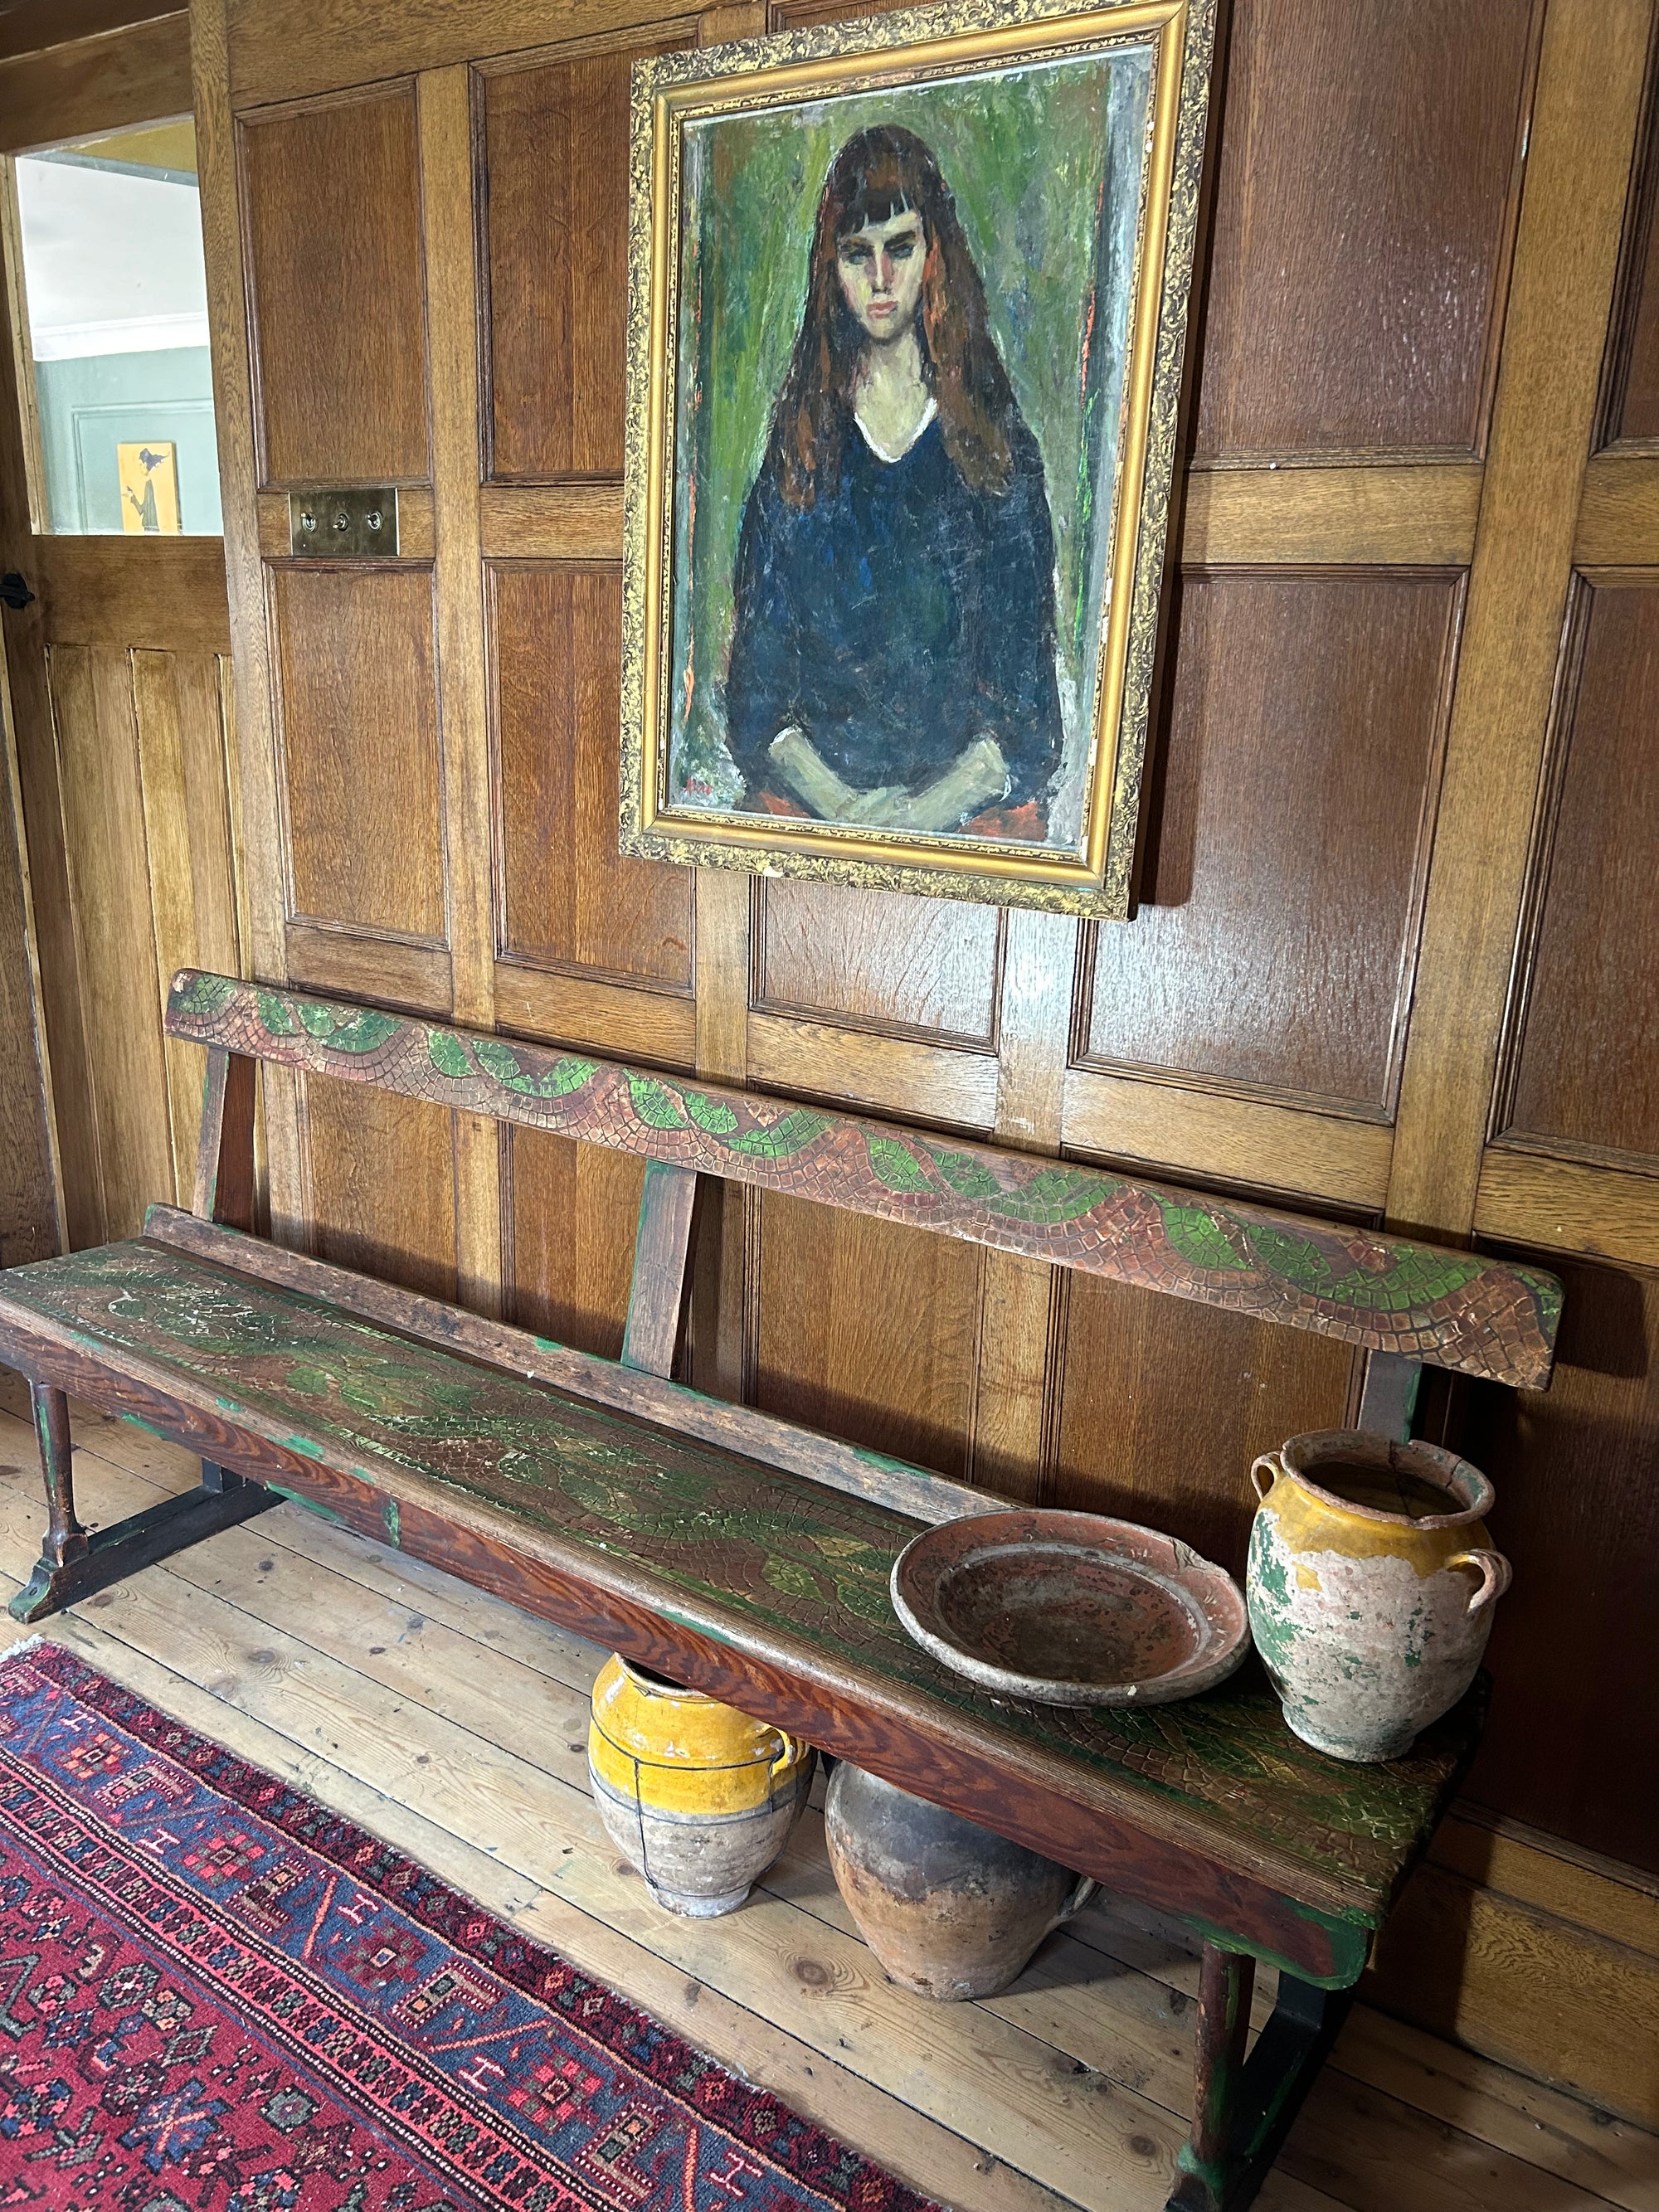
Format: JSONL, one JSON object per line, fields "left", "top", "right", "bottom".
{"left": 1249, "top": 1451, "right": 1287, "bottom": 1505}
{"left": 1056, "top": 1874, "right": 1097, "bottom": 1925}
{"left": 1447, "top": 1548, "right": 1512, "bottom": 1615}
{"left": 769, "top": 1731, "right": 801, "bottom": 1778}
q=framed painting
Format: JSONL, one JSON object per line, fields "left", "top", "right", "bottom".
{"left": 620, "top": 0, "right": 1216, "bottom": 917}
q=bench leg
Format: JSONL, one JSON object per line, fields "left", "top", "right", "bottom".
{"left": 1166, "top": 1945, "right": 1353, "bottom": 2212}
{"left": 9, "top": 1388, "right": 279, "bottom": 1624}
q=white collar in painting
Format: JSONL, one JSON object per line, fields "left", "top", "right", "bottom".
{"left": 853, "top": 394, "right": 937, "bottom": 464}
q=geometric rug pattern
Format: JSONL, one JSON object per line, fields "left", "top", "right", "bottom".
{"left": 0, "top": 1642, "right": 937, "bottom": 2210}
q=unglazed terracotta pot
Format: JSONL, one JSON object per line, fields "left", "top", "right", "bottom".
{"left": 588, "top": 1656, "right": 813, "bottom": 1916}
{"left": 1247, "top": 1429, "right": 1511, "bottom": 1763}
{"left": 824, "top": 1762, "right": 1094, "bottom": 2000}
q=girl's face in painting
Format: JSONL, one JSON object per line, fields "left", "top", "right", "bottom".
{"left": 834, "top": 207, "right": 926, "bottom": 344}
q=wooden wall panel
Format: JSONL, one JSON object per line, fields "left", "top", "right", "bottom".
{"left": 271, "top": 566, "right": 445, "bottom": 944}
{"left": 300, "top": 1074, "right": 459, "bottom": 1304}
{"left": 1084, "top": 572, "right": 1456, "bottom": 1110}
{"left": 491, "top": 563, "right": 692, "bottom": 986}
{"left": 481, "top": 34, "right": 689, "bottom": 482}
{"left": 1050, "top": 1281, "right": 1355, "bottom": 1579}
{"left": 48, "top": 647, "right": 175, "bottom": 1239}
{"left": 240, "top": 85, "right": 430, "bottom": 486}
{"left": 1192, "top": 0, "right": 1535, "bottom": 460}
{"left": 1461, "top": 1256, "right": 1659, "bottom": 1875}
{"left": 754, "top": 1195, "right": 982, "bottom": 1480}
{"left": 0, "top": 723, "right": 56, "bottom": 1266}
{"left": 1503, "top": 583, "right": 1659, "bottom": 1161}
{"left": 1612, "top": 115, "right": 1659, "bottom": 444}
{"left": 504, "top": 1125, "right": 645, "bottom": 1359}
{"left": 757, "top": 884, "right": 1000, "bottom": 1043}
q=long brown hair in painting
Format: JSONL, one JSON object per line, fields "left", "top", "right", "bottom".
{"left": 767, "top": 124, "right": 1019, "bottom": 505}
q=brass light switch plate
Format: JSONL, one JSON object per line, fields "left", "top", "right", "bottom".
{"left": 288, "top": 488, "right": 400, "bottom": 556}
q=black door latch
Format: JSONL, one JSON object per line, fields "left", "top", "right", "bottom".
{"left": 0, "top": 573, "right": 34, "bottom": 610}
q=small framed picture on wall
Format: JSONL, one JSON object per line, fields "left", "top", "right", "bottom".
{"left": 619, "top": 0, "right": 1216, "bottom": 917}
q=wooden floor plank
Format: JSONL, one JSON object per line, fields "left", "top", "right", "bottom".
{"left": 0, "top": 1403, "right": 1651, "bottom": 2212}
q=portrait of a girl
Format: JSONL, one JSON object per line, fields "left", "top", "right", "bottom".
{"left": 724, "top": 125, "right": 1065, "bottom": 843}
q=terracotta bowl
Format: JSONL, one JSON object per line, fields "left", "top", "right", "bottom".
{"left": 890, "top": 1510, "right": 1250, "bottom": 1706}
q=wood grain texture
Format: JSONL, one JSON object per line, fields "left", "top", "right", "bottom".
{"left": 36, "top": 539, "right": 231, "bottom": 651}
{"left": 1386, "top": 0, "right": 1650, "bottom": 1240}
{"left": 0, "top": 681, "right": 57, "bottom": 1264}
{"left": 48, "top": 647, "right": 175, "bottom": 1240}
{"left": 620, "top": 1159, "right": 698, "bottom": 1375}
{"left": 1365, "top": 1858, "right": 1659, "bottom": 2127}
{"left": 756, "top": 1192, "right": 983, "bottom": 1482}
{"left": 505, "top": 1126, "right": 650, "bottom": 1362}
{"left": 1180, "top": 464, "right": 1483, "bottom": 567}
{"left": 240, "top": 84, "right": 429, "bottom": 487}
{"left": 747, "top": 1013, "right": 999, "bottom": 1132}
{"left": 478, "top": 482, "right": 624, "bottom": 559}
{"left": 299, "top": 1072, "right": 458, "bottom": 1303}
{"left": 283, "top": 925, "right": 452, "bottom": 1017}
{"left": 420, "top": 64, "right": 501, "bottom": 1315}
{"left": 132, "top": 650, "right": 241, "bottom": 1203}
{"left": 1084, "top": 572, "right": 1457, "bottom": 1112}
{"left": 757, "top": 882, "right": 1000, "bottom": 1045}
{"left": 490, "top": 562, "right": 693, "bottom": 987}
{"left": 1062, "top": 1069, "right": 1394, "bottom": 1211}
{"left": 1193, "top": 0, "right": 1536, "bottom": 459}
{"left": 270, "top": 566, "right": 445, "bottom": 942}
{"left": 481, "top": 30, "right": 692, "bottom": 481}
{"left": 1611, "top": 108, "right": 1659, "bottom": 445}
{"left": 0, "top": 11, "right": 189, "bottom": 152}
{"left": 1426, "top": 1806, "right": 1659, "bottom": 1960}
{"left": 1573, "top": 454, "right": 1659, "bottom": 562}
{"left": 1473, "top": 1149, "right": 1659, "bottom": 1271}
{"left": 1502, "top": 582, "right": 1659, "bottom": 1161}
{"left": 1050, "top": 1278, "right": 1355, "bottom": 1578}
{"left": 1457, "top": 1253, "right": 1659, "bottom": 1875}
{"left": 258, "top": 487, "right": 435, "bottom": 562}
{"left": 494, "top": 963, "right": 696, "bottom": 1067}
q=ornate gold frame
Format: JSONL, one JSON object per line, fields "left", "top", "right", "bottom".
{"left": 619, "top": 0, "right": 1216, "bottom": 918}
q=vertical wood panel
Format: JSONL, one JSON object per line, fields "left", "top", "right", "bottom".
{"left": 1386, "top": 0, "right": 1650, "bottom": 1238}
{"left": 504, "top": 1125, "right": 645, "bottom": 1359}
{"left": 1460, "top": 1256, "right": 1659, "bottom": 1874}
{"left": 754, "top": 1195, "right": 982, "bottom": 1480}
{"left": 1610, "top": 106, "right": 1659, "bottom": 443}
{"left": 491, "top": 562, "right": 693, "bottom": 985}
{"left": 240, "top": 85, "right": 430, "bottom": 486}
{"left": 1052, "top": 1281, "right": 1357, "bottom": 1577}
{"left": 1503, "top": 582, "right": 1659, "bottom": 1161}
{"left": 1085, "top": 572, "right": 1457, "bottom": 1109}
{"left": 481, "top": 33, "right": 690, "bottom": 482}
{"left": 49, "top": 647, "right": 174, "bottom": 1240}
{"left": 270, "top": 566, "right": 445, "bottom": 944}
{"left": 1194, "top": 0, "right": 1537, "bottom": 459}
{"left": 0, "top": 692, "right": 57, "bottom": 1264}
{"left": 133, "top": 651, "right": 243, "bottom": 1205}
{"left": 301, "top": 1073, "right": 458, "bottom": 1302}
{"left": 757, "top": 884, "right": 1000, "bottom": 1043}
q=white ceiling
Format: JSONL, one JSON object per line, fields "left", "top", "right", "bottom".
{"left": 16, "top": 155, "right": 209, "bottom": 361}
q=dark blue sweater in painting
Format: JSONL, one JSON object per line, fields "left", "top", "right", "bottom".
{"left": 724, "top": 412, "right": 1065, "bottom": 809}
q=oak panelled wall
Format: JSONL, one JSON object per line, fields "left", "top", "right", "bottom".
{"left": 196, "top": 0, "right": 1659, "bottom": 2102}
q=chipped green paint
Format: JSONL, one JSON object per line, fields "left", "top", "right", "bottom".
{"left": 383, "top": 1496, "right": 401, "bottom": 1548}
{"left": 160, "top": 969, "right": 1565, "bottom": 1387}
{"left": 2, "top": 1236, "right": 1483, "bottom": 1928}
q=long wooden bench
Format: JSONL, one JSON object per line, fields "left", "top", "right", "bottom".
{"left": 0, "top": 968, "right": 1563, "bottom": 2212}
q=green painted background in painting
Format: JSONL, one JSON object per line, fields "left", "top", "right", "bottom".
{"left": 667, "top": 42, "right": 1155, "bottom": 833}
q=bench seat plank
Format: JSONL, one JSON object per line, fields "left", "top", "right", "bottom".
{"left": 164, "top": 970, "right": 1563, "bottom": 1388}
{"left": 0, "top": 1233, "right": 1481, "bottom": 1988}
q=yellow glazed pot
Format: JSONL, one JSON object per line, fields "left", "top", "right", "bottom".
{"left": 587, "top": 1655, "right": 814, "bottom": 1917}
{"left": 1247, "top": 1430, "right": 1511, "bottom": 1763}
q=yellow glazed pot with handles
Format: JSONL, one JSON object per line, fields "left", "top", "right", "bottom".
{"left": 1246, "top": 1429, "right": 1511, "bottom": 1764}
{"left": 588, "top": 1655, "right": 814, "bottom": 1917}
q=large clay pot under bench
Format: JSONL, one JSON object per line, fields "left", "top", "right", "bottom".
{"left": 0, "top": 971, "right": 1564, "bottom": 2212}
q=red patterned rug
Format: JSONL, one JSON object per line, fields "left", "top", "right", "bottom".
{"left": 0, "top": 1641, "right": 937, "bottom": 2210}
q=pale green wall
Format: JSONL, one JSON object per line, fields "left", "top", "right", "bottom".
{"left": 35, "top": 345, "right": 221, "bottom": 534}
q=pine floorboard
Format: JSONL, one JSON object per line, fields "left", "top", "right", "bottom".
{"left": 0, "top": 1393, "right": 1650, "bottom": 2212}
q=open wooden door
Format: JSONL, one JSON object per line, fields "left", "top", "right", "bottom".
{"left": 0, "top": 10, "right": 244, "bottom": 1250}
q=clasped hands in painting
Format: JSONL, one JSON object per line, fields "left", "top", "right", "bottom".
{"left": 767, "top": 725, "right": 1009, "bottom": 833}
